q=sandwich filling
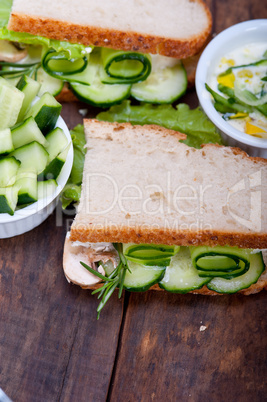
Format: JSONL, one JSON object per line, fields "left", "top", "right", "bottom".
{"left": 64, "top": 234, "right": 266, "bottom": 313}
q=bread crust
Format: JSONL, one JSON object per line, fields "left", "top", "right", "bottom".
{"left": 56, "top": 83, "right": 78, "bottom": 102}
{"left": 76, "top": 282, "right": 267, "bottom": 295}
{"left": 74, "top": 271, "right": 267, "bottom": 295}
{"left": 8, "top": 6, "right": 212, "bottom": 59}
{"left": 69, "top": 226, "right": 267, "bottom": 250}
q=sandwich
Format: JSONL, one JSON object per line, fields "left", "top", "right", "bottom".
{"left": 0, "top": 0, "right": 212, "bottom": 106}
{"left": 63, "top": 120, "right": 267, "bottom": 317}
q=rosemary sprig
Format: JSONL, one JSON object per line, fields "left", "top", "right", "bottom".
{"left": 0, "top": 61, "right": 39, "bottom": 67}
{"left": 80, "top": 243, "right": 130, "bottom": 319}
{"left": 0, "top": 61, "right": 41, "bottom": 80}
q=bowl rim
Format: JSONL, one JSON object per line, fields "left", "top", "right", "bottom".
{"left": 196, "top": 19, "right": 267, "bottom": 149}
{"left": 0, "top": 115, "right": 73, "bottom": 223}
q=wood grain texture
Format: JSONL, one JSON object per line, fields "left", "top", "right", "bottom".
{"left": 109, "top": 291, "right": 267, "bottom": 402}
{"left": 0, "top": 212, "right": 123, "bottom": 402}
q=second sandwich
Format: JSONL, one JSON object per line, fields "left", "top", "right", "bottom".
{"left": 63, "top": 120, "right": 267, "bottom": 316}
{"left": 1, "top": 0, "right": 212, "bottom": 105}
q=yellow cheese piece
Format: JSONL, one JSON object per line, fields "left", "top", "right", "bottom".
{"left": 217, "top": 72, "right": 235, "bottom": 88}
{"left": 245, "top": 121, "right": 267, "bottom": 135}
{"left": 229, "top": 112, "right": 248, "bottom": 119}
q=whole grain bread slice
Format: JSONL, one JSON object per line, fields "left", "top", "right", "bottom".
{"left": 70, "top": 119, "right": 267, "bottom": 249}
{"left": 8, "top": 0, "right": 212, "bottom": 59}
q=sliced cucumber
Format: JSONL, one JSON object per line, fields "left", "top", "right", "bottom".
{"left": 123, "top": 260, "right": 166, "bottom": 292}
{"left": 25, "top": 92, "right": 62, "bottom": 135}
{"left": 37, "top": 179, "right": 57, "bottom": 199}
{"left": 37, "top": 67, "right": 64, "bottom": 97}
{"left": 16, "top": 74, "right": 41, "bottom": 121}
{"left": 207, "top": 252, "right": 265, "bottom": 293}
{"left": 159, "top": 247, "right": 210, "bottom": 293}
{"left": 0, "top": 157, "right": 21, "bottom": 187}
{"left": 131, "top": 63, "right": 187, "bottom": 104}
{"left": 11, "top": 116, "right": 48, "bottom": 149}
{"left": 0, "top": 186, "right": 19, "bottom": 215}
{"left": 16, "top": 170, "right": 38, "bottom": 205}
{"left": 68, "top": 51, "right": 131, "bottom": 106}
{"left": 70, "top": 81, "right": 131, "bottom": 108}
{"left": 0, "top": 76, "right": 24, "bottom": 128}
{"left": 102, "top": 258, "right": 165, "bottom": 292}
{"left": 40, "top": 143, "right": 69, "bottom": 180}
{"left": 10, "top": 141, "right": 49, "bottom": 174}
{"left": 0, "top": 128, "right": 14, "bottom": 154}
{"left": 45, "top": 127, "right": 69, "bottom": 163}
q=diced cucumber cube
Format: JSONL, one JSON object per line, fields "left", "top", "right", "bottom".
{"left": 11, "top": 116, "right": 48, "bottom": 149}
{"left": 45, "top": 127, "right": 68, "bottom": 162}
{"left": 0, "top": 128, "right": 14, "bottom": 154}
{"left": 16, "top": 170, "right": 38, "bottom": 205}
{"left": 37, "top": 68, "right": 64, "bottom": 97}
{"left": 37, "top": 179, "right": 58, "bottom": 199}
{"left": 10, "top": 141, "right": 49, "bottom": 174}
{"left": 16, "top": 75, "right": 41, "bottom": 122}
{"left": 0, "top": 157, "right": 20, "bottom": 187}
{"left": 0, "top": 186, "right": 19, "bottom": 215}
{"left": 0, "top": 76, "right": 24, "bottom": 128}
{"left": 25, "top": 92, "right": 62, "bottom": 134}
{"left": 40, "top": 143, "right": 70, "bottom": 180}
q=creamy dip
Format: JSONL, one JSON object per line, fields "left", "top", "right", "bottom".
{"left": 209, "top": 42, "right": 267, "bottom": 139}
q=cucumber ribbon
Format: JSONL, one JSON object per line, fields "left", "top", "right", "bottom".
{"left": 42, "top": 47, "right": 152, "bottom": 86}
{"left": 100, "top": 48, "right": 152, "bottom": 84}
{"left": 234, "top": 83, "right": 267, "bottom": 107}
{"left": 123, "top": 244, "right": 180, "bottom": 266}
{"left": 190, "top": 246, "right": 251, "bottom": 279}
{"left": 42, "top": 49, "right": 89, "bottom": 83}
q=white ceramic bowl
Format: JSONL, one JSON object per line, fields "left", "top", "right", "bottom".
{"left": 196, "top": 19, "right": 267, "bottom": 157}
{"left": 0, "top": 116, "right": 73, "bottom": 238}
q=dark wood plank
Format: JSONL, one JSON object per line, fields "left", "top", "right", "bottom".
{"left": 206, "top": 0, "right": 267, "bottom": 33}
{"left": 110, "top": 291, "right": 267, "bottom": 402}
{"left": 0, "top": 195, "right": 123, "bottom": 401}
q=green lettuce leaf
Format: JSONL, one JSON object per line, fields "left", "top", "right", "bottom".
{"left": 61, "top": 184, "right": 81, "bottom": 210}
{"left": 97, "top": 100, "right": 223, "bottom": 148}
{"left": 0, "top": 0, "right": 12, "bottom": 28}
{"left": 69, "top": 124, "right": 87, "bottom": 184}
{"left": 175, "top": 103, "right": 223, "bottom": 148}
{"left": 61, "top": 124, "right": 86, "bottom": 209}
{"left": 0, "top": 27, "right": 88, "bottom": 59}
{"left": 0, "top": 0, "right": 89, "bottom": 59}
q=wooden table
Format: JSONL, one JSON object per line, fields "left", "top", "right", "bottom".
{"left": 0, "top": 1, "right": 266, "bottom": 401}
